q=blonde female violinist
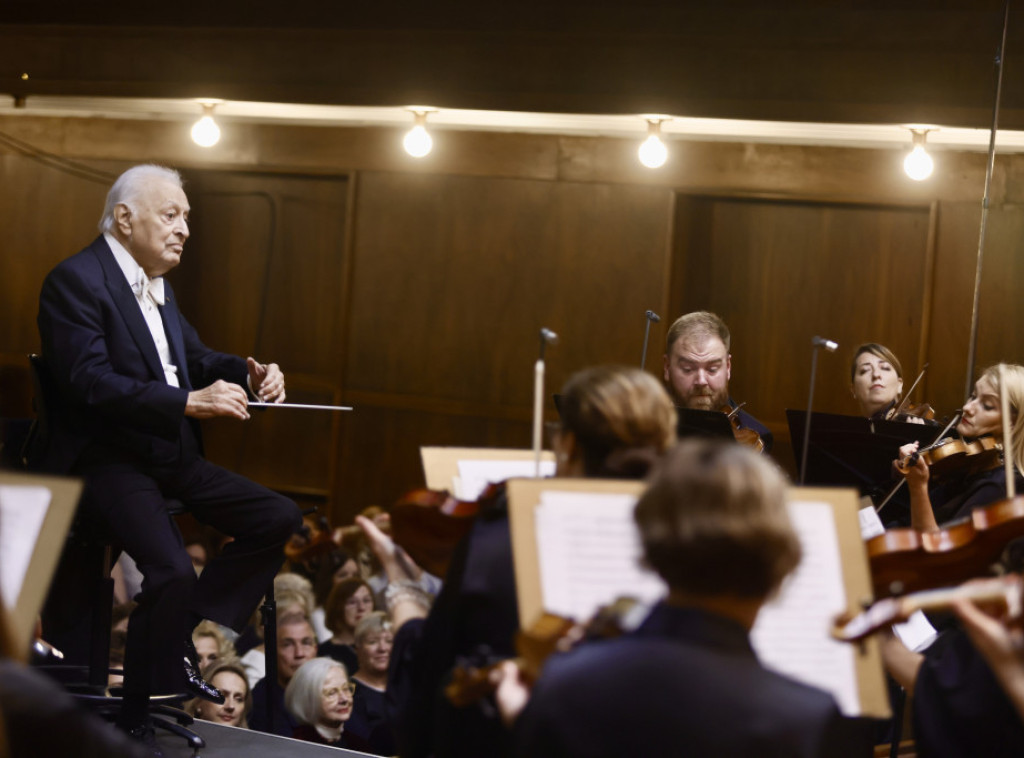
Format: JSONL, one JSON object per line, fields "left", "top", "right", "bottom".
{"left": 897, "top": 364, "right": 1024, "bottom": 532}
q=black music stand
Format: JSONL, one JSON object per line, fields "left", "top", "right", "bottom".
{"left": 786, "top": 410, "right": 942, "bottom": 526}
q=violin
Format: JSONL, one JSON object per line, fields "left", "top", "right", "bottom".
{"left": 445, "top": 597, "right": 644, "bottom": 707}
{"left": 896, "top": 435, "right": 1002, "bottom": 481}
{"left": 720, "top": 404, "right": 765, "bottom": 453}
{"left": 885, "top": 366, "right": 937, "bottom": 423}
{"left": 388, "top": 484, "right": 498, "bottom": 578}
{"left": 868, "top": 494, "right": 1024, "bottom": 598}
{"left": 832, "top": 573, "right": 1022, "bottom": 642}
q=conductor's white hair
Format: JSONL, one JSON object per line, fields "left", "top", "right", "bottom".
{"left": 98, "top": 164, "right": 182, "bottom": 234}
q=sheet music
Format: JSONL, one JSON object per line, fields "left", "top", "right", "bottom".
{"left": 531, "top": 489, "right": 863, "bottom": 716}
{"left": 0, "top": 485, "right": 52, "bottom": 610}
{"left": 751, "top": 501, "right": 859, "bottom": 716}
{"left": 455, "top": 459, "right": 556, "bottom": 501}
{"left": 534, "top": 491, "right": 664, "bottom": 621}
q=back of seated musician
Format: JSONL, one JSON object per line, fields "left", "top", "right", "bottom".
{"left": 662, "top": 310, "right": 773, "bottom": 452}
{"left": 500, "top": 439, "right": 864, "bottom": 758}
{"left": 359, "top": 364, "right": 678, "bottom": 758}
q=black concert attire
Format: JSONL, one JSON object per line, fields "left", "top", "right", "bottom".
{"left": 249, "top": 676, "right": 297, "bottom": 737}
{"left": 348, "top": 679, "right": 398, "bottom": 755}
{"left": 317, "top": 639, "right": 359, "bottom": 676}
{"left": 37, "top": 236, "right": 301, "bottom": 711}
{"left": 514, "top": 603, "right": 867, "bottom": 758}
{"left": 913, "top": 627, "right": 1024, "bottom": 757}
{"left": 928, "top": 464, "right": 1024, "bottom": 525}
{"left": 291, "top": 723, "right": 373, "bottom": 751}
{"left": 388, "top": 483, "right": 518, "bottom": 758}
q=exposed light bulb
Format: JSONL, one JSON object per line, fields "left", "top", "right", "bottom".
{"left": 903, "top": 144, "right": 934, "bottom": 181}
{"left": 191, "top": 104, "right": 221, "bottom": 147}
{"left": 403, "top": 124, "right": 433, "bottom": 158}
{"left": 638, "top": 134, "right": 668, "bottom": 168}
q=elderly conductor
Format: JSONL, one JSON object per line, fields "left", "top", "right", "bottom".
{"left": 36, "top": 164, "right": 301, "bottom": 747}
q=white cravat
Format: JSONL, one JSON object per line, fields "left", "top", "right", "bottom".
{"left": 105, "top": 233, "right": 180, "bottom": 388}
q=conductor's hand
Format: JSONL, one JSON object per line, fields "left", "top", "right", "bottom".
{"left": 185, "top": 380, "right": 251, "bottom": 420}
{"left": 247, "top": 357, "right": 286, "bottom": 403}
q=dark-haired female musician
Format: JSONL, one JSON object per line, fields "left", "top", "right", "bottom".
{"left": 361, "top": 365, "right": 678, "bottom": 758}
{"left": 850, "top": 343, "right": 931, "bottom": 424}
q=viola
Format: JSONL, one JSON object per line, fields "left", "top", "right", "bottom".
{"left": 868, "top": 495, "right": 1024, "bottom": 598}
{"left": 445, "top": 597, "right": 643, "bottom": 708}
{"left": 886, "top": 366, "right": 937, "bottom": 423}
{"left": 388, "top": 485, "right": 498, "bottom": 578}
{"left": 720, "top": 404, "right": 765, "bottom": 453}
{"left": 832, "top": 573, "right": 1022, "bottom": 642}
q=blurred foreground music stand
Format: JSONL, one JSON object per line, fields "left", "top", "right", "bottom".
{"left": 675, "top": 408, "right": 736, "bottom": 441}
{"left": 786, "top": 410, "right": 941, "bottom": 525}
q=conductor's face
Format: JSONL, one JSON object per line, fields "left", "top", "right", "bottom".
{"left": 663, "top": 334, "right": 731, "bottom": 411}
{"left": 117, "top": 178, "right": 190, "bottom": 277}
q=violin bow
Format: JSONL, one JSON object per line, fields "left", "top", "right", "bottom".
{"left": 892, "top": 363, "right": 928, "bottom": 418}
{"left": 1000, "top": 363, "right": 1016, "bottom": 498}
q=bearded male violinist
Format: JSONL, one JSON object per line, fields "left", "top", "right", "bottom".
{"left": 662, "top": 311, "right": 773, "bottom": 453}
{"left": 36, "top": 164, "right": 301, "bottom": 754}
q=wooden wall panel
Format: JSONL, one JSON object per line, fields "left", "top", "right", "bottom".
{"left": 346, "top": 172, "right": 672, "bottom": 407}
{"left": 167, "top": 170, "right": 350, "bottom": 502}
{"left": 5, "top": 114, "right": 1024, "bottom": 523}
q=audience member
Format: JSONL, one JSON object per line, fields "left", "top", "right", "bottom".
{"left": 318, "top": 578, "right": 375, "bottom": 675}
{"left": 249, "top": 612, "right": 317, "bottom": 737}
{"left": 285, "top": 657, "right": 371, "bottom": 751}
{"left": 187, "top": 659, "right": 252, "bottom": 729}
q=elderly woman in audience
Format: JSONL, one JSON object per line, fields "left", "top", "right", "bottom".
{"left": 285, "top": 656, "right": 371, "bottom": 751}
{"left": 187, "top": 658, "right": 252, "bottom": 729}
{"left": 318, "top": 577, "right": 375, "bottom": 675}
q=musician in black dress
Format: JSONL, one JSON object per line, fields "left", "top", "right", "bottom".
{"left": 881, "top": 364, "right": 1024, "bottom": 757}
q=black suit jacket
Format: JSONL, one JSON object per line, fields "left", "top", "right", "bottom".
{"left": 37, "top": 235, "right": 247, "bottom": 473}
{"left": 514, "top": 603, "right": 868, "bottom": 758}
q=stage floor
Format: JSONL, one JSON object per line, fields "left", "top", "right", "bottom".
{"left": 154, "top": 719, "right": 374, "bottom": 758}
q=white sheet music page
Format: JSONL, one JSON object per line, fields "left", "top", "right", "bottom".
{"left": 750, "top": 500, "right": 860, "bottom": 716}
{"left": 455, "top": 460, "right": 556, "bottom": 501}
{"left": 534, "top": 490, "right": 665, "bottom": 622}
{"left": 0, "top": 485, "right": 52, "bottom": 610}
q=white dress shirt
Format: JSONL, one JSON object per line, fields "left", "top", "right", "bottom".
{"left": 105, "top": 233, "right": 181, "bottom": 388}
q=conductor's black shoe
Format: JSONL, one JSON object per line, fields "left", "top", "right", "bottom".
{"left": 119, "top": 719, "right": 165, "bottom": 758}
{"left": 183, "top": 636, "right": 224, "bottom": 703}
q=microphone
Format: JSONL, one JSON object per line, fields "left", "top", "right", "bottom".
{"left": 800, "top": 335, "right": 839, "bottom": 484}
{"left": 540, "top": 328, "right": 559, "bottom": 345}
{"left": 640, "top": 311, "right": 660, "bottom": 368}
{"left": 812, "top": 336, "right": 839, "bottom": 352}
